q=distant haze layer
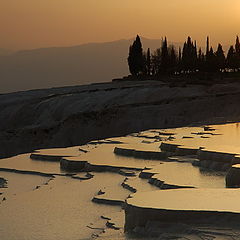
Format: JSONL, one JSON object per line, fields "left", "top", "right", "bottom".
{"left": 0, "top": 38, "right": 178, "bottom": 93}
{"left": 1, "top": 0, "right": 239, "bottom": 50}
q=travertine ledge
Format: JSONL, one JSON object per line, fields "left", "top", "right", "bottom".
{"left": 125, "top": 189, "right": 240, "bottom": 232}
{"left": 226, "top": 164, "right": 240, "bottom": 187}
{"left": 114, "top": 147, "right": 167, "bottom": 160}
{"left": 60, "top": 158, "right": 143, "bottom": 172}
{"left": 30, "top": 153, "right": 66, "bottom": 162}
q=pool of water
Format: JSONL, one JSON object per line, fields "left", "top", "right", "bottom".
{"left": 0, "top": 173, "right": 125, "bottom": 240}
{"left": 0, "top": 153, "right": 64, "bottom": 175}
{"left": 162, "top": 123, "right": 240, "bottom": 154}
{"left": 1, "top": 122, "right": 240, "bottom": 240}
{"left": 143, "top": 161, "right": 225, "bottom": 188}
{"left": 127, "top": 188, "right": 240, "bottom": 212}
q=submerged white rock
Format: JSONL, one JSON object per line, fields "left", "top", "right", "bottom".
{"left": 125, "top": 189, "right": 240, "bottom": 232}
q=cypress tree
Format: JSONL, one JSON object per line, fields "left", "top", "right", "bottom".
{"left": 182, "top": 40, "right": 189, "bottom": 72}
{"left": 127, "top": 35, "right": 144, "bottom": 76}
{"left": 193, "top": 40, "right": 198, "bottom": 70}
{"left": 128, "top": 45, "right": 135, "bottom": 75}
{"left": 204, "top": 36, "right": 211, "bottom": 71}
{"left": 169, "top": 45, "right": 177, "bottom": 73}
{"left": 227, "top": 45, "right": 238, "bottom": 71}
{"left": 178, "top": 47, "right": 182, "bottom": 72}
{"left": 204, "top": 37, "right": 218, "bottom": 72}
{"left": 182, "top": 37, "right": 197, "bottom": 72}
{"left": 178, "top": 47, "right": 182, "bottom": 62}
{"left": 208, "top": 47, "right": 217, "bottom": 72}
{"left": 215, "top": 44, "right": 225, "bottom": 71}
{"left": 235, "top": 36, "right": 240, "bottom": 54}
{"left": 235, "top": 36, "right": 240, "bottom": 71}
{"left": 146, "top": 48, "right": 151, "bottom": 76}
{"left": 206, "top": 36, "right": 210, "bottom": 56}
{"left": 197, "top": 48, "right": 205, "bottom": 71}
{"left": 151, "top": 48, "right": 161, "bottom": 76}
{"left": 160, "top": 37, "right": 169, "bottom": 73}
{"left": 142, "top": 51, "right": 147, "bottom": 76}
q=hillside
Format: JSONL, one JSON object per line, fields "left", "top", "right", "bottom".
{"left": 0, "top": 38, "right": 181, "bottom": 93}
{"left": 1, "top": 80, "right": 240, "bottom": 159}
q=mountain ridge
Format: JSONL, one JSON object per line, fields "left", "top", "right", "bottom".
{"left": 0, "top": 37, "right": 182, "bottom": 94}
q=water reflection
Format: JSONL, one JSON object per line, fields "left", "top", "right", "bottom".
{"left": 143, "top": 161, "right": 225, "bottom": 188}
{"left": 162, "top": 123, "right": 240, "bottom": 154}
{"left": 1, "top": 122, "right": 240, "bottom": 240}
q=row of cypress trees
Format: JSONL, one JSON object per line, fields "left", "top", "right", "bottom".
{"left": 127, "top": 35, "right": 240, "bottom": 76}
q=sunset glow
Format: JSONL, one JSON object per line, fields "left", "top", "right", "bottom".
{"left": 0, "top": 0, "right": 239, "bottom": 50}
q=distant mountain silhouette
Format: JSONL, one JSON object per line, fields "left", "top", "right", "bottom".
{"left": 0, "top": 37, "right": 182, "bottom": 93}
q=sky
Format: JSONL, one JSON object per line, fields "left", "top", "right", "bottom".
{"left": 1, "top": 0, "right": 240, "bottom": 50}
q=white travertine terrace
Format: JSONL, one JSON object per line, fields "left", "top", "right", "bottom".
{"left": 2, "top": 123, "right": 240, "bottom": 239}
{"left": 125, "top": 189, "right": 240, "bottom": 232}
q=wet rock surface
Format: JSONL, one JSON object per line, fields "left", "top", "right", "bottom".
{"left": 2, "top": 81, "right": 240, "bottom": 159}
{"left": 226, "top": 164, "right": 240, "bottom": 187}
{"left": 0, "top": 177, "right": 7, "bottom": 188}
{"left": 1, "top": 123, "right": 240, "bottom": 239}
{"left": 114, "top": 147, "right": 167, "bottom": 160}
{"left": 125, "top": 189, "right": 240, "bottom": 238}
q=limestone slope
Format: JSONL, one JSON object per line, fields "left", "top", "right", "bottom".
{"left": 1, "top": 80, "right": 240, "bottom": 158}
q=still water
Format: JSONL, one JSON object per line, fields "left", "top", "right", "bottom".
{"left": 0, "top": 122, "right": 239, "bottom": 240}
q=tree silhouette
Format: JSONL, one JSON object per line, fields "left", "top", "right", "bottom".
{"left": 206, "top": 36, "right": 210, "bottom": 56}
{"left": 208, "top": 47, "right": 218, "bottom": 72}
{"left": 151, "top": 48, "right": 161, "bottom": 75}
{"left": 197, "top": 48, "right": 205, "bottom": 72}
{"left": 182, "top": 37, "right": 197, "bottom": 72}
{"left": 169, "top": 45, "right": 177, "bottom": 73}
{"left": 235, "top": 36, "right": 240, "bottom": 71}
{"left": 160, "top": 37, "right": 169, "bottom": 73}
{"left": 146, "top": 48, "right": 151, "bottom": 76}
{"left": 128, "top": 35, "right": 144, "bottom": 76}
{"left": 127, "top": 35, "right": 240, "bottom": 78}
{"left": 205, "top": 36, "right": 212, "bottom": 72}
{"left": 178, "top": 47, "right": 182, "bottom": 62}
{"left": 227, "top": 46, "right": 238, "bottom": 71}
{"left": 215, "top": 44, "right": 225, "bottom": 72}
{"left": 235, "top": 36, "right": 240, "bottom": 54}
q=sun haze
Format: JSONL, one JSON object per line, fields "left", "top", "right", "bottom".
{"left": 1, "top": 0, "right": 239, "bottom": 50}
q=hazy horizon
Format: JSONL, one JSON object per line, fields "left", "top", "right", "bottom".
{"left": 0, "top": 37, "right": 180, "bottom": 53}
{"left": 0, "top": 36, "right": 236, "bottom": 54}
{"left": 1, "top": 0, "right": 240, "bottom": 51}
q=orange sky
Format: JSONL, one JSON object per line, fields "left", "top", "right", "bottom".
{"left": 1, "top": 0, "right": 240, "bottom": 50}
